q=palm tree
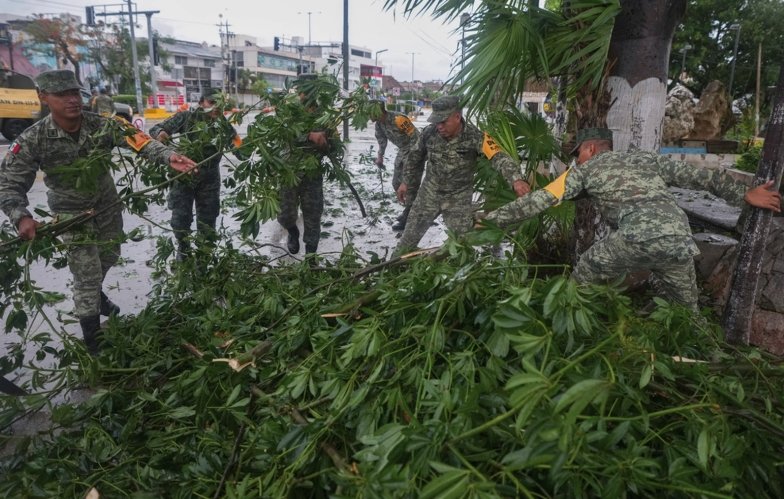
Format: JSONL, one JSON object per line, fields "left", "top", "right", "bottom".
{"left": 383, "top": 0, "right": 686, "bottom": 254}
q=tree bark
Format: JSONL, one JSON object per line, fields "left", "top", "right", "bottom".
{"left": 722, "top": 65, "right": 784, "bottom": 344}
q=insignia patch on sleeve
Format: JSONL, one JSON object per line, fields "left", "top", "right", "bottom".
{"left": 394, "top": 115, "right": 416, "bottom": 136}
{"left": 543, "top": 168, "right": 571, "bottom": 204}
{"left": 9, "top": 141, "right": 20, "bottom": 155}
{"left": 482, "top": 133, "right": 502, "bottom": 159}
{"left": 126, "top": 131, "right": 153, "bottom": 152}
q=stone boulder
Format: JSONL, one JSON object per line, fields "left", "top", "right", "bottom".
{"left": 704, "top": 217, "right": 784, "bottom": 353}
{"left": 688, "top": 80, "right": 730, "bottom": 141}
{"left": 662, "top": 84, "right": 696, "bottom": 145}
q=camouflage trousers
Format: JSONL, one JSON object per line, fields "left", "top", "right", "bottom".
{"left": 572, "top": 232, "right": 700, "bottom": 313}
{"left": 59, "top": 205, "right": 123, "bottom": 318}
{"left": 168, "top": 164, "right": 220, "bottom": 249}
{"left": 396, "top": 179, "right": 472, "bottom": 252}
{"left": 277, "top": 174, "right": 324, "bottom": 249}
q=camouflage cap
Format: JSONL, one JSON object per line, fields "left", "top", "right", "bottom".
{"left": 570, "top": 127, "right": 613, "bottom": 156}
{"left": 428, "top": 95, "right": 462, "bottom": 123}
{"left": 35, "top": 70, "right": 81, "bottom": 93}
{"left": 202, "top": 87, "right": 222, "bottom": 100}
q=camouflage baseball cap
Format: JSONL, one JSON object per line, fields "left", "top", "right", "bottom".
{"left": 202, "top": 87, "right": 222, "bottom": 101}
{"left": 570, "top": 127, "right": 613, "bottom": 156}
{"left": 428, "top": 95, "right": 462, "bottom": 123}
{"left": 35, "top": 70, "right": 81, "bottom": 93}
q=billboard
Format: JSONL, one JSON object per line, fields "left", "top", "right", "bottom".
{"left": 360, "top": 64, "right": 383, "bottom": 89}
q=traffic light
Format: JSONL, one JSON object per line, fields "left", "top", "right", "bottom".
{"left": 152, "top": 35, "right": 160, "bottom": 66}
{"left": 273, "top": 36, "right": 280, "bottom": 51}
{"left": 85, "top": 6, "right": 95, "bottom": 26}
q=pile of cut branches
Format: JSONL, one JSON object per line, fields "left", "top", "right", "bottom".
{"left": 2, "top": 239, "right": 783, "bottom": 498}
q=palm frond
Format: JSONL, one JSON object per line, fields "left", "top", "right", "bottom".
{"left": 382, "top": 0, "right": 620, "bottom": 120}
{"left": 457, "top": 5, "right": 559, "bottom": 112}
{"left": 547, "top": 0, "right": 620, "bottom": 91}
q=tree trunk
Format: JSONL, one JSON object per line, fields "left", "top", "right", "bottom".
{"left": 573, "top": 0, "right": 687, "bottom": 263}
{"left": 722, "top": 65, "right": 784, "bottom": 344}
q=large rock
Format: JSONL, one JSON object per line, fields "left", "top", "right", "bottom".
{"left": 705, "top": 218, "right": 784, "bottom": 353}
{"left": 662, "top": 84, "right": 695, "bottom": 145}
{"left": 688, "top": 80, "right": 730, "bottom": 141}
{"left": 693, "top": 233, "right": 737, "bottom": 280}
{"left": 751, "top": 310, "right": 784, "bottom": 355}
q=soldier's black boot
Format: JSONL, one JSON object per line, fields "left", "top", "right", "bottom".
{"left": 392, "top": 206, "right": 411, "bottom": 232}
{"left": 79, "top": 315, "right": 102, "bottom": 355}
{"left": 100, "top": 291, "right": 120, "bottom": 317}
{"left": 175, "top": 240, "right": 191, "bottom": 262}
{"left": 305, "top": 243, "right": 318, "bottom": 254}
{"left": 287, "top": 226, "right": 300, "bottom": 254}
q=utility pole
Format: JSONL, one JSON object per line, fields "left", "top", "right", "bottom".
{"left": 298, "top": 11, "right": 321, "bottom": 45}
{"left": 218, "top": 15, "right": 233, "bottom": 94}
{"left": 126, "top": 0, "right": 143, "bottom": 114}
{"left": 144, "top": 12, "right": 158, "bottom": 108}
{"left": 342, "top": 0, "right": 349, "bottom": 141}
{"left": 407, "top": 51, "right": 418, "bottom": 105}
{"left": 93, "top": 6, "right": 160, "bottom": 113}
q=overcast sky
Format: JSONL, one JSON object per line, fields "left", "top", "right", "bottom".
{"left": 4, "top": 0, "right": 468, "bottom": 82}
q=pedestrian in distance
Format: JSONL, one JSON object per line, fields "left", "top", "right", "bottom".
{"left": 369, "top": 99, "right": 422, "bottom": 231}
{"left": 91, "top": 88, "right": 114, "bottom": 117}
{"left": 478, "top": 127, "right": 782, "bottom": 314}
{"left": 150, "top": 88, "right": 245, "bottom": 262}
{"left": 394, "top": 94, "right": 530, "bottom": 254}
{"left": 0, "top": 70, "right": 197, "bottom": 354}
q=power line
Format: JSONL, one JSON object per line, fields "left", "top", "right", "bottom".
{"left": 20, "top": 0, "right": 85, "bottom": 10}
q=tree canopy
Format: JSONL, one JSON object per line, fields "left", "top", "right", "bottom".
{"left": 671, "top": 0, "right": 784, "bottom": 102}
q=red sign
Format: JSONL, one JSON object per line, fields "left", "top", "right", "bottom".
{"left": 360, "top": 64, "right": 382, "bottom": 77}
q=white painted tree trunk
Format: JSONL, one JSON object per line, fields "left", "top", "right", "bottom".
{"left": 606, "top": 76, "right": 667, "bottom": 153}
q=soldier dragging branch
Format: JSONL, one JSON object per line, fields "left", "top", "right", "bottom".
{"left": 0, "top": 70, "right": 197, "bottom": 355}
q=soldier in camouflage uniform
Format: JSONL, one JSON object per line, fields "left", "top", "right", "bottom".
{"left": 482, "top": 127, "right": 781, "bottom": 313}
{"left": 91, "top": 88, "right": 114, "bottom": 117}
{"left": 277, "top": 77, "right": 337, "bottom": 255}
{"left": 150, "top": 88, "right": 244, "bottom": 261}
{"left": 0, "top": 70, "right": 196, "bottom": 354}
{"left": 395, "top": 95, "right": 530, "bottom": 253}
{"left": 370, "top": 100, "right": 422, "bottom": 231}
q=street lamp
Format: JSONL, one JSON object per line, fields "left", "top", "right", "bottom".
{"left": 728, "top": 23, "right": 741, "bottom": 100}
{"left": 298, "top": 10, "right": 321, "bottom": 45}
{"left": 678, "top": 43, "right": 692, "bottom": 84}
{"left": 375, "top": 48, "right": 388, "bottom": 66}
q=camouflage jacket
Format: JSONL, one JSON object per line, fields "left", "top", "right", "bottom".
{"left": 149, "top": 108, "right": 241, "bottom": 166}
{"left": 404, "top": 120, "right": 522, "bottom": 191}
{"left": 375, "top": 110, "right": 419, "bottom": 157}
{"left": 0, "top": 113, "right": 175, "bottom": 225}
{"left": 485, "top": 150, "right": 748, "bottom": 242}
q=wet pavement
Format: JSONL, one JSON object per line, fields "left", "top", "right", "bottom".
{"left": 0, "top": 111, "right": 445, "bottom": 372}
